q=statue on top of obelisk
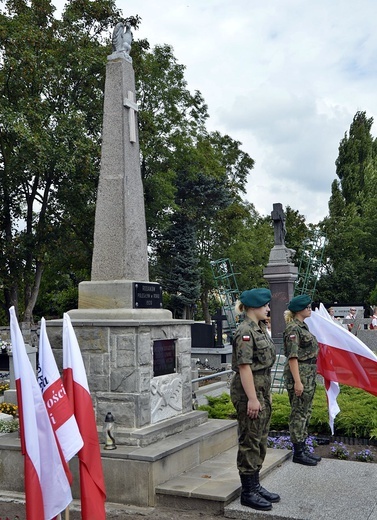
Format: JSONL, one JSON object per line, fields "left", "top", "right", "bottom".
{"left": 109, "top": 22, "right": 133, "bottom": 61}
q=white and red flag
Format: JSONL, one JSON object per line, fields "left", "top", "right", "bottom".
{"left": 38, "top": 317, "right": 83, "bottom": 462}
{"left": 314, "top": 304, "right": 341, "bottom": 433}
{"left": 62, "top": 313, "right": 106, "bottom": 520}
{"left": 306, "top": 304, "right": 377, "bottom": 431}
{"left": 9, "top": 307, "right": 72, "bottom": 520}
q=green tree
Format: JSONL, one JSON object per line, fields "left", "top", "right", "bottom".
{"left": 160, "top": 214, "right": 200, "bottom": 320}
{"left": 134, "top": 43, "right": 256, "bottom": 320}
{"left": 0, "top": 3, "right": 270, "bottom": 326}
{"left": 335, "top": 111, "right": 376, "bottom": 208}
{"left": 134, "top": 43, "right": 209, "bottom": 243}
{"left": 317, "top": 112, "right": 377, "bottom": 304}
{"left": 284, "top": 206, "right": 310, "bottom": 263}
{"left": 0, "top": 0, "right": 134, "bottom": 324}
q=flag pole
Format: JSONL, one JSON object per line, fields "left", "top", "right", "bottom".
{"left": 65, "top": 505, "right": 70, "bottom": 519}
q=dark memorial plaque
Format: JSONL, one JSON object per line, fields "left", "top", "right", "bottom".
{"left": 133, "top": 282, "right": 163, "bottom": 309}
{"left": 153, "top": 339, "right": 176, "bottom": 377}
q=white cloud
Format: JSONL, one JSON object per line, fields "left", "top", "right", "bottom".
{"left": 53, "top": 0, "right": 377, "bottom": 224}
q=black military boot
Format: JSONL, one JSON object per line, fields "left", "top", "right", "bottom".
{"left": 292, "top": 442, "right": 317, "bottom": 466}
{"left": 240, "top": 474, "right": 272, "bottom": 511}
{"left": 255, "top": 471, "right": 280, "bottom": 502}
{"left": 304, "top": 441, "right": 322, "bottom": 462}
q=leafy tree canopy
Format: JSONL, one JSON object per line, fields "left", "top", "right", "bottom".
{"left": 317, "top": 111, "right": 377, "bottom": 305}
{"left": 0, "top": 0, "right": 131, "bottom": 322}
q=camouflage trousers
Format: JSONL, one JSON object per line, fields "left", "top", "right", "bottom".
{"left": 284, "top": 364, "right": 317, "bottom": 443}
{"left": 230, "top": 371, "right": 272, "bottom": 475}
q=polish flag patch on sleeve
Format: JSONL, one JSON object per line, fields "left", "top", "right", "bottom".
{"left": 242, "top": 335, "right": 251, "bottom": 341}
{"left": 289, "top": 334, "right": 296, "bottom": 339}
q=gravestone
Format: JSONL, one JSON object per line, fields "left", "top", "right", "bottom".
{"left": 47, "top": 23, "right": 195, "bottom": 442}
{"left": 264, "top": 203, "right": 298, "bottom": 345}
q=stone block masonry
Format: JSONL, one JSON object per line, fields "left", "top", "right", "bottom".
{"left": 46, "top": 319, "right": 193, "bottom": 445}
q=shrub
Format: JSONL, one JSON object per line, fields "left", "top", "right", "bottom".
{"left": 270, "top": 385, "right": 332, "bottom": 435}
{"left": 334, "top": 387, "right": 377, "bottom": 439}
{"left": 199, "top": 393, "right": 236, "bottom": 419}
{"left": 198, "top": 384, "right": 377, "bottom": 440}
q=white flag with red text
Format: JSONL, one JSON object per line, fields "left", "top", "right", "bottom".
{"left": 38, "top": 317, "right": 83, "bottom": 461}
{"left": 307, "top": 304, "right": 377, "bottom": 431}
{"left": 9, "top": 307, "right": 72, "bottom": 520}
{"left": 62, "top": 313, "right": 106, "bottom": 520}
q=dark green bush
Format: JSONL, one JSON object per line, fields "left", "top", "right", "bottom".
{"left": 199, "top": 393, "right": 236, "bottom": 419}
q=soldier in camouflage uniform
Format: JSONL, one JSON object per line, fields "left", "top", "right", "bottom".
{"left": 283, "top": 294, "right": 321, "bottom": 466}
{"left": 230, "top": 288, "right": 280, "bottom": 512}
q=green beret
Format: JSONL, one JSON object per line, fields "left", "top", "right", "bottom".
{"left": 240, "top": 288, "right": 271, "bottom": 308}
{"left": 288, "top": 294, "right": 312, "bottom": 312}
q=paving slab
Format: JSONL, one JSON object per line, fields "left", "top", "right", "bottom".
{"left": 225, "top": 458, "right": 377, "bottom": 520}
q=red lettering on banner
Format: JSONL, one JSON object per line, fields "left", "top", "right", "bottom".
{"left": 43, "top": 379, "right": 74, "bottom": 430}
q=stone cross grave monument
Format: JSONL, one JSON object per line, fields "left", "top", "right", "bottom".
{"left": 48, "top": 23, "right": 196, "bottom": 443}
{"left": 263, "top": 203, "right": 298, "bottom": 344}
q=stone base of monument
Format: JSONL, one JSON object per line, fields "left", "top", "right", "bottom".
{"left": 0, "top": 415, "right": 238, "bottom": 508}
{"left": 46, "top": 317, "right": 196, "bottom": 439}
{"left": 69, "top": 279, "right": 173, "bottom": 320}
{"left": 0, "top": 310, "right": 239, "bottom": 508}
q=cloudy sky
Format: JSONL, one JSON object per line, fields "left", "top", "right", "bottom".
{"left": 60, "top": 1, "right": 377, "bottom": 223}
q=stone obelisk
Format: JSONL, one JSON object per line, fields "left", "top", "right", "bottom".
{"left": 91, "top": 58, "right": 148, "bottom": 282}
{"left": 70, "top": 23, "right": 171, "bottom": 319}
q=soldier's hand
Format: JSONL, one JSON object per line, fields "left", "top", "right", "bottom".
{"left": 294, "top": 381, "right": 304, "bottom": 396}
{"left": 247, "top": 397, "right": 261, "bottom": 418}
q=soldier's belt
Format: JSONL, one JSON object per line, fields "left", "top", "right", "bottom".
{"left": 299, "top": 358, "right": 317, "bottom": 365}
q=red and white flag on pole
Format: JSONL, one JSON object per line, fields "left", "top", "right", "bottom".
{"left": 62, "top": 313, "right": 106, "bottom": 520}
{"left": 38, "top": 317, "right": 83, "bottom": 461}
{"left": 314, "top": 304, "right": 341, "bottom": 433}
{"left": 306, "top": 304, "right": 377, "bottom": 431}
{"left": 9, "top": 307, "right": 72, "bottom": 520}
